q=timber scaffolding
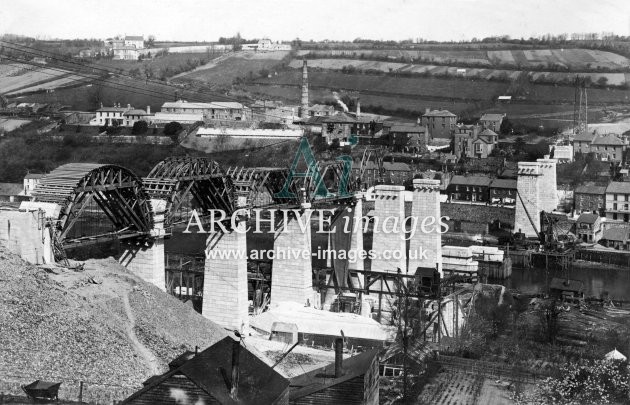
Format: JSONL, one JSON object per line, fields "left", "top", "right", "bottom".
{"left": 502, "top": 247, "right": 574, "bottom": 271}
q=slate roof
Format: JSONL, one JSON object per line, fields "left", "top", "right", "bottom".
{"left": 480, "top": 113, "right": 505, "bottom": 122}
{"left": 389, "top": 124, "right": 426, "bottom": 134}
{"left": 489, "top": 178, "right": 517, "bottom": 189}
{"left": 24, "top": 173, "right": 44, "bottom": 180}
{"left": 573, "top": 131, "right": 596, "bottom": 142}
{"left": 123, "top": 109, "right": 151, "bottom": 116}
{"left": 450, "top": 175, "right": 492, "bottom": 187}
{"left": 322, "top": 112, "right": 358, "bottom": 123}
{"left": 289, "top": 349, "right": 379, "bottom": 400}
{"left": 479, "top": 128, "right": 498, "bottom": 137}
{"left": 121, "top": 337, "right": 289, "bottom": 405}
{"left": 592, "top": 134, "right": 625, "bottom": 146}
{"left": 575, "top": 184, "right": 607, "bottom": 195}
{"left": 603, "top": 227, "right": 630, "bottom": 242}
{"left": 606, "top": 182, "right": 630, "bottom": 194}
{"left": 577, "top": 213, "right": 599, "bottom": 224}
{"left": 125, "top": 36, "right": 144, "bottom": 41}
{"left": 423, "top": 109, "right": 456, "bottom": 117}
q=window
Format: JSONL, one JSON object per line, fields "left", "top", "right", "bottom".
{"left": 614, "top": 203, "right": 618, "bottom": 210}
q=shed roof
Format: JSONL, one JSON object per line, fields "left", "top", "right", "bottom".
{"left": 606, "top": 182, "right": 630, "bottom": 194}
{"left": 0, "top": 183, "right": 22, "bottom": 196}
{"left": 450, "top": 175, "right": 492, "bottom": 187}
{"left": 289, "top": 349, "right": 379, "bottom": 400}
{"left": 603, "top": 227, "right": 630, "bottom": 242}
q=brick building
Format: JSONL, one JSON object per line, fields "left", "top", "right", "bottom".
{"left": 385, "top": 124, "right": 428, "bottom": 153}
{"left": 574, "top": 184, "right": 606, "bottom": 215}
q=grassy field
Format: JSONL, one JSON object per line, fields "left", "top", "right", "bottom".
{"left": 253, "top": 70, "right": 630, "bottom": 104}
{"left": 90, "top": 52, "right": 221, "bottom": 77}
{"left": 0, "top": 63, "right": 79, "bottom": 93}
{"left": 175, "top": 50, "right": 291, "bottom": 88}
{"left": 297, "top": 48, "right": 630, "bottom": 70}
{"left": 290, "top": 58, "right": 628, "bottom": 86}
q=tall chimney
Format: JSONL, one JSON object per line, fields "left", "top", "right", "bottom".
{"left": 230, "top": 339, "right": 240, "bottom": 399}
{"left": 300, "top": 60, "right": 309, "bottom": 119}
{"left": 356, "top": 98, "right": 361, "bottom": 118}
{"left": 147, "top": 105, "right": 151, "bottom": 114}
{"left": 334, "top": 338, "right": 344, "bottom": 378}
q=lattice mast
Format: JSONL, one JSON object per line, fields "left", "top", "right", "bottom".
{"left": 573, "top": 75, "right": 588, "bottom": 134}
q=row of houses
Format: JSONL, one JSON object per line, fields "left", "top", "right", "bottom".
{"left": 574, "top": 181, "right": 630, "bottom": 222}
{"left": 446, "top": 175, "right": 516, "bottom": 205}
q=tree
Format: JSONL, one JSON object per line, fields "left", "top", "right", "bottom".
{"left": 163, "top": 121, "right": 183, "bottom": 136}
{"left": 146, "top": 35, "right": 155, "bottom": 48}
{"left": 131, "top": 121, "right": 148, "bottom": 135}
{"left": 596, "top": 76, "right": 609, "bottom": 87}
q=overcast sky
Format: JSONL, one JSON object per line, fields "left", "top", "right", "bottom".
{"left": 2, "top": 0, "right": 629, "bottom": 42}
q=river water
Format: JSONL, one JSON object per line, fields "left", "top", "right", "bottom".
{"left": 165, "top": 228, "right": 630, "bottom": 302}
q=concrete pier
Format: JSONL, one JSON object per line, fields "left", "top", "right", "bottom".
{"left": 408, "top": 179, "right": 442, "bottom": 275}
{"left": 370, "top": 185, "right": 406, "bottom": 273}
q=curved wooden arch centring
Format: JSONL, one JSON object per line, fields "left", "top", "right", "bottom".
{"left": 32, "top": 163, "right": 154, "bottom": 245}
{"left": 143, "top": 157, "right": 236, "bottom": 227}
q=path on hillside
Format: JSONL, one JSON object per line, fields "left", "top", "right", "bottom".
{"left": 170, "top": 51, "right": 242, "bottom": 79}
{"left": 121, "top": 292, "right": 162, "bottom": 376}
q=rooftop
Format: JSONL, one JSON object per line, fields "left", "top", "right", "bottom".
{"left": 289, "top": 349, "right": 380, "bottom": 401}
{"left": 480, "top": 113, "right": 505, "bottom": 122}
{"left": 121, "top": 336, "right": 289, "bottom": 405}
{"left": 389, "top": 124, "right": 426, "bottom": 133}
{"left": 592, "top": 134, "right": 625, "bottom": 146}
{"left": 606, "top": 181, "right": 630, "bottom": 194}
{"left": 575, "top": 184, "right": 607, "bottom": 195}
{"left": 24, "top": 173, "right": 44, "bottom": 180}
{"left": 603, "top": 227, "right": 630, "bottom": 242}
{"left": 161, "top": 100, "right": 244, "bottom": 110}
{"left": 123, "top": 109, "right": 151, "bottom": 116}
{"left": 489, "top": 178, "right": 517, "bottom": 189}
{"left": 450, "top": 175, "right": 492, "bottom": 187}
{"left": 125, "top": 35, "right": 143, "bottom": 41}
{"left": 573, "top": 131, "right": 596, "bottom": 142}
{"left": 479, "top": 128, "right": 498, "bottom": 137}
{"left": 577, "top": 213, "right": 599, "bottom": 224}
{"left": 423, "top": 109, "right": 456, "bottom": 118}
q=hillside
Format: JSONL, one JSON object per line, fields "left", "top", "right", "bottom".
{"left": 0, "top": 246, "right": 226, "bottom": 403}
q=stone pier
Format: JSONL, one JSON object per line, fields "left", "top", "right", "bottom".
{"left": 202, "top": 221, "right": 248, "bottom": 331}
{"left": 370, "top": 185, "right": 406, "bottom": 273}
{"left": 271, "top": 209, "right": 315, "bottom": 306}
{"left": 408, "top": 179, "right": 442, "bottom": 275}
{"left": 514, "top": 158, "right": 558, "bottom": 237}
{"left": 119, "top": 199, "right": 166, "bottom": 291}
{"left": 0, "top": 204, "right": 55, "bottom": 265}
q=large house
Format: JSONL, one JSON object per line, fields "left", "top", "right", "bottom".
{"left": 453, "top": 125, "right": 498, "bottom": 159}
{"left": 572, "top": 132, "right": 627, "bottom": 162}
{"left": 111, "top": 36, "right": 144, "bottom": 60}
{"left": 576, "top": 213, "right": 602, "bottom": 243}
{"left": 479, "top": 113, "right": 505, "bottom": 133}
{"left": 160, "top": 100, "right": 250, "bottom": 121}
{"left": 420, "top": 109, "right": 457, "bottom": 140}
{"left": 89, "top": 104, "right": 153, "bottom": 127}
{"left": 321, "top": 112, "right": 374, "bottom": 145}
{"left": 384, "top": 123, "right": 428, "bottom": 153}
{"left": 605, "top": 181, "right": 630, "bottom": 222}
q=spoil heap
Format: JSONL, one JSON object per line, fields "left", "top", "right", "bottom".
{"left": 0, "top": 246, "right": 226, "bottom": 402}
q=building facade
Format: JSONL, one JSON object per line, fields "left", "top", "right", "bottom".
{"left": 420, "top": 109, "right": 457, "bottom": 140}
{"left": 161, "top": 100, "right": 250, "bottom": 121}
{"left": 605, "top": 182, "right": 630, "bottom": 222}
{"left": 489, "top": 178, "right": 517, "bottom": 205}
{"left": 447, "top": 175, "right": 492, "bottom": 203}
{"left": 479, "top": 113, "right": 505, "bottom": 133}
{"left": 576, "top": 213, "right": 602, "bottom": 243}
{"left": 574, "top": 184, "right": 606, "bottom": 215}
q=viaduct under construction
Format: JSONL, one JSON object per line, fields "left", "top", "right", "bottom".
{"left": 0, "top": 139, "right": 465, "bottom": 338}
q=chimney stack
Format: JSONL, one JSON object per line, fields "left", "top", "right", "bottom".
{"left": 147, "top": 105, "right": 151, "bottom": 114}
{"left": 300, "top": 60, "right": 309, "bottom": 119}
{"left": 127, "top": 103, "right": 131, "bottom": 109}
{"left": 425, "top": 107, "right": 430, "bottom": 115}
{"left": 356, "top": 98, "right": 361, "bottom": 118}
{"left": 230, "top": 339, "right": 240, "bottom": 399}
{"left": 334, "top": 338, "right": 344, "bottom": 378}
